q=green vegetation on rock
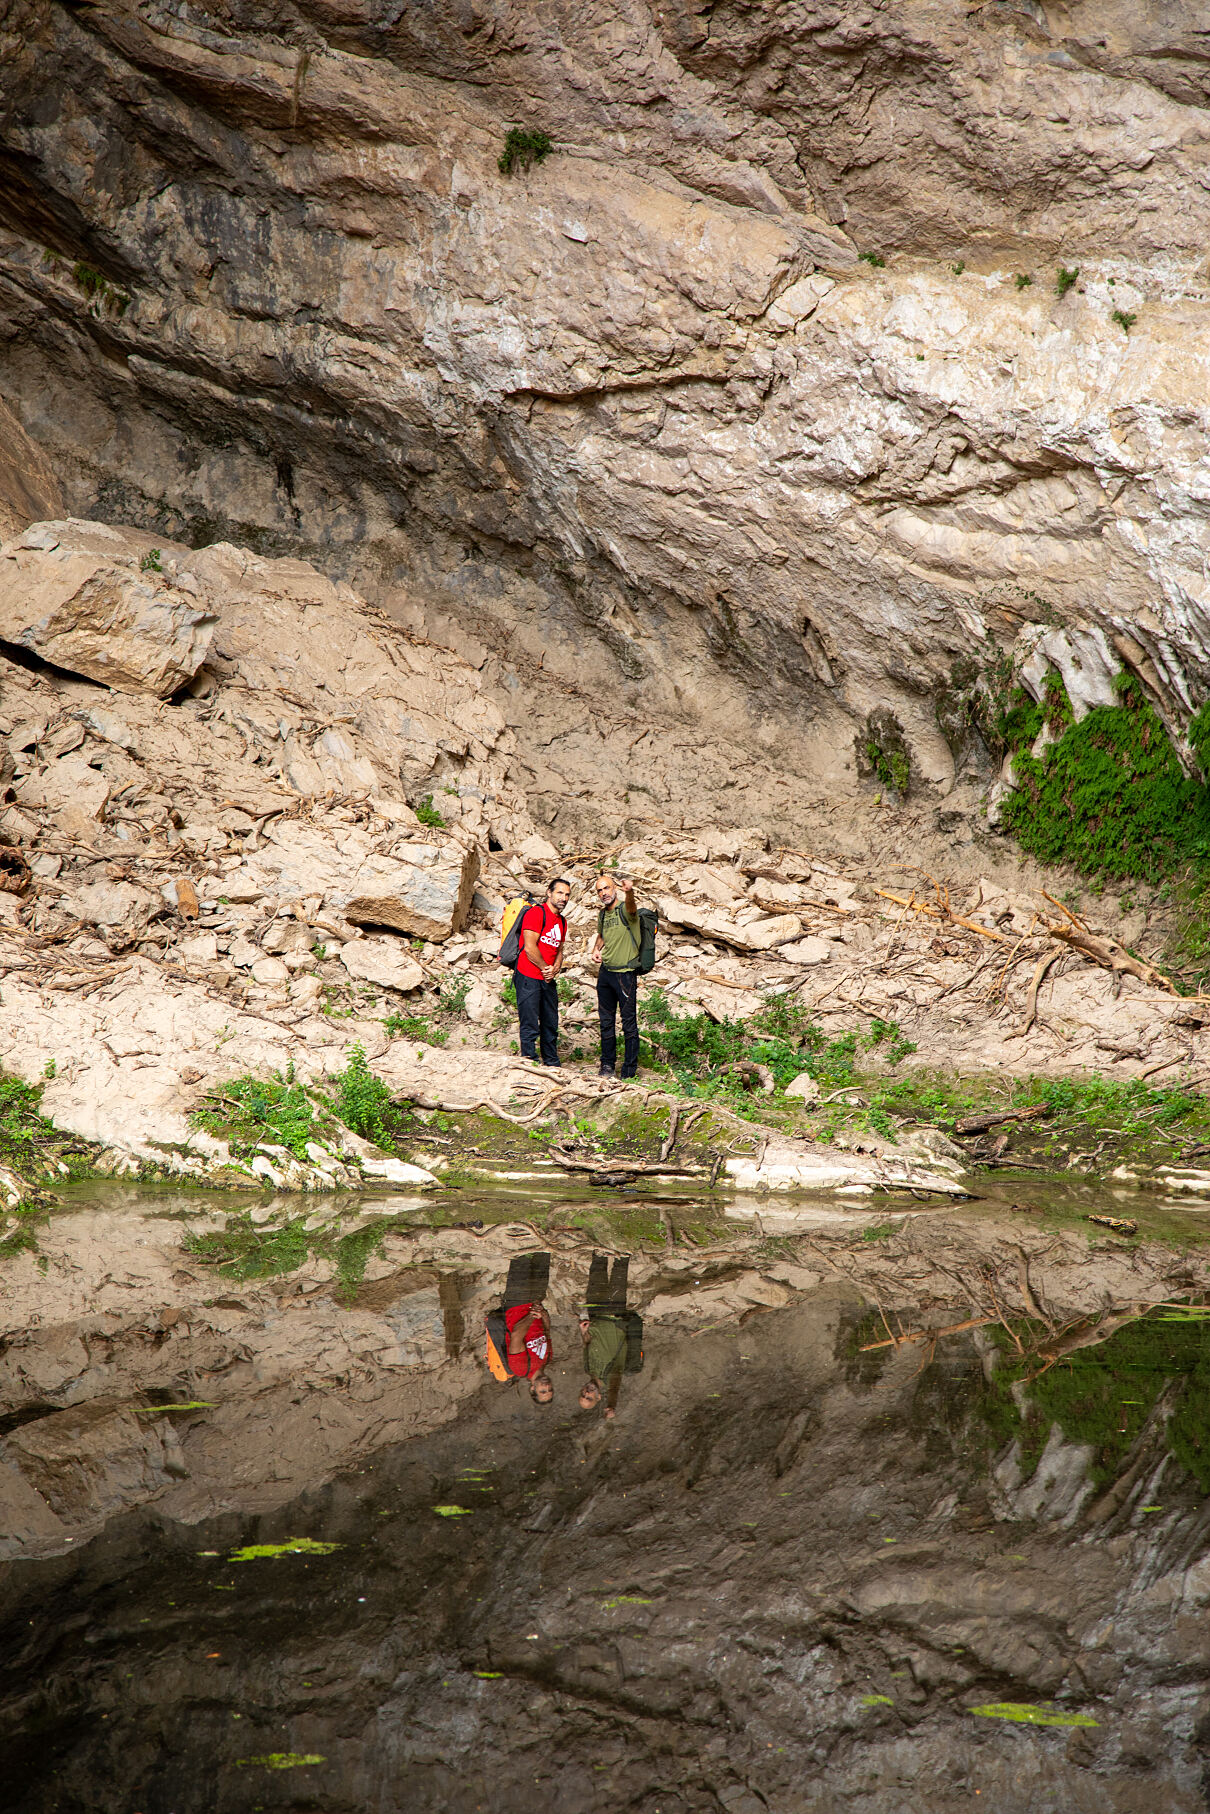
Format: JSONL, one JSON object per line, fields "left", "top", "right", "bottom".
{"left": 968, "top": 1703, "right": 1097, "bottom": 1728}
{"left": 498, "top": 127, "right": 552, "bottom": 175}
{"left": 191, "top": 1044, "right": 413, "bottom": 1165}
{"left": 1000, "top": 674, "right": 1210, "bottom": 883}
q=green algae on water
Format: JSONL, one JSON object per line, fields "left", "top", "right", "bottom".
{"left": 134, "top": 1401, "right": 214, "bottom": 1414}
{"left": 968, "top": 1701, "right": 1098, "bottom": 1728}
{"left": 236, "top": 1753, "right": 326, "bottom": 1769}
{"left": 227, "top": 1538, "right": 341, "bottom": 1561}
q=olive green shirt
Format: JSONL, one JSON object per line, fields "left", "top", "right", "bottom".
{"left": 598, "top": 901, "right": 641, "bottom": 971}
{"left": 583, "top": 1316, "right": 627, "bottom": 1381}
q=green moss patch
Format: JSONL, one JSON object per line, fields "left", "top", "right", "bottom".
{"left": 1001, "top": 675, "right": 1210, "bottom": 883}
{"left": 237, "top": 1753, "right": 326, "bottom": 1769}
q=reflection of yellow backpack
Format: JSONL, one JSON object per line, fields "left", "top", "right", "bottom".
{"left": 485, "top": 1307, "right": 512, "bottom": 1382}
{"left": 498, "top": 893, "right": 537, "bottom": 969}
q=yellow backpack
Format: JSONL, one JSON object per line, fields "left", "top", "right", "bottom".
{"left": 498, "top": 893, "right": 537, "bottom": 968}
{"left": 485, "top": 1307, "right": 512, "bottom": 1382}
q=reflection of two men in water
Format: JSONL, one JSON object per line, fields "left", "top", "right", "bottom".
{"left": 497, "top": 1251, "right": 642, "bottom": 1417}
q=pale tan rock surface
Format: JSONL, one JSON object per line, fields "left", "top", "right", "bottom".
{"left": 340, "top": 937, "right": 424, "bottom": 994}
{"left": 3, "top": 3, "right": 1210, "bottom": 839}
{"left": 0, "top": 521, "right": 217, "bottom": 696}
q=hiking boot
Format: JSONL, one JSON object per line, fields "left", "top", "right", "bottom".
{"left": 598, "top": 1064, "right": 616, "bottom": 1077}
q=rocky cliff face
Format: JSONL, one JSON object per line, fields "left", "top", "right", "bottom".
{"left": 2, "top": 2, "right": 1209, "bottom": 832}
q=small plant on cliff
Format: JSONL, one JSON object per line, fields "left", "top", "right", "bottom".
{"left": 498, "top": 128, "right": 552, "bottom": 175}
{"left": 140, "top": 548, "right": 163, "bottom": 573}
{"left": 1111, "top": 307, "right": 1137, "bottom": 335}
{"left": 438, "top": 974, "right": 471, "bottom": 1016}
{"left": 415, "top": 794, "right": 445, "bottom": 829}
{"left": 866, "top": 738, "right": 909, "bottom": 796}
{"left": 1015, "top": 273, "right": 1032, "bottom": 290}
{"left": 1055, "top": 265, "right": 1080, "bottom": 298}
{"left": 858, "top": 250, "right": 886, "bottom": 268}
{"left": 191, "top": 1072, "right": 328, "bottom": 1161}
{"left": 71, "top": 262, "right": 130, "bottom": 317}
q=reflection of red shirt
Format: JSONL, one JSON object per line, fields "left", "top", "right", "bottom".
{"left": 516, "top": 904, "right": 565, "bottom": 980}
{"left": 505, "top": 1303, "right": 550, "bottom": 1376}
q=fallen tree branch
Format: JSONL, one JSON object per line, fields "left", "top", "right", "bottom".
{"left": 874, "top": 888, "right": 1011, "bottom": 945}
{"left": 1039, "top": 895, "right": 1178, "bottom": 994}
{"left": 1006, "top": 947, "right": 1062, "bottom": 1040}
{"left": 550, "top": 1148, "right": 705, "bottom": 1179}
{"left": 953, "top": 1103, "right": 1051, "bottom": 1136}
{"left": 859, "top": 1313, "right": 999, "bottom": 1352}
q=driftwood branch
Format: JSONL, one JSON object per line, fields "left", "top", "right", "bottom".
{"left": 953, "top": 1103, "right": 1050, "bottom": 1137}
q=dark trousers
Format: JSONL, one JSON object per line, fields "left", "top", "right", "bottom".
{"left": 515, "top": 970, "right": 559, "bottom": 1065}
{"left": 597, "top": 967, "right": 639, "bottom": 1075}
{"left": 504, "top": 1251, "right": 550, "bottom": 1309}
{"left": 587, "top": 1252, "right": 629, "bottom": 1311}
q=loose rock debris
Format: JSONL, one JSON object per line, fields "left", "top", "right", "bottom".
{"left": 0, "top": 518, "right": 1207, "bottom": 1201}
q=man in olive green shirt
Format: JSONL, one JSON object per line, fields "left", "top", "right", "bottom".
{"left": 591, "top": 873, "right": 641, "bottom": 1078}
{"left": 579, "top": 1253, "right": 632, "bottom": 1419}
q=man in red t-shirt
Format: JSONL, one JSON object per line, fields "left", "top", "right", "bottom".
{"left": 505, "top": 1301, "right": 553, "bottom": 1403}
{"left": 515, "top": 877, "right": 571, "bottom": 1066}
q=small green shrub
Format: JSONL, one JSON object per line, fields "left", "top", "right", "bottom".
{"left": 865, "top": 739, "right": 909, "bottom": 796}
{"left": 858, "top": 250, "right": 886, "bottom": 268}
{"left": 330, "top": 1042, "right": 402, "bottom": 1151}
{"left": 71, "top": 262, "right": 130, "bottom": 316}
{"left": 439, "top": 975, "right": 471, "bottom": 1016}
{"left": 1111, "top": 307, "right": 1137, "bottom": 335}
{"left": 951, "top": 260, "right": 965, "bottom": 276}
{"left": 864, "top": 1018, "right": 917, "bottom": 1065}
{"left": 140, "top": 548, "right": 163, "bottom": 573}
{"left": 415, "top": 795, "right": 445, "bottom": 829}
{"left": 1014, "top": 273, "right": 1032, "bottom": 290}
{"left": 383, "top": 1010, "right": 444, "bottom": 1045}
{"left": 1056, "top": 264, "right": 1080, "bottom": 298}
{"left": 500, "top": 976, "right": 517, "bottom": 1006}
{"left": 498, "top": 128, "right": 552, "bottom": 176}
{"left": 191, "top": 1073, "right": 327, "bottom": 1161}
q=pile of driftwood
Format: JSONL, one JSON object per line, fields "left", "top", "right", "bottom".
{"left": 875, "top": 878, "right": 1204, "bottom": 1040}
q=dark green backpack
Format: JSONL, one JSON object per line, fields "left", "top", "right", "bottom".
{"left": 598, "top": 905, "right": 658, "bottom": 974}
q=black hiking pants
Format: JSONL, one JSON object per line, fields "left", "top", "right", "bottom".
{"left": 597, "top": 967, "right": 639, "bottom": 1076}
{"left": 587, "top": 1252, "right": 629, "bottom": 1311}
{"left": 516, "top": 971, "right": 560, "bottom": 1065}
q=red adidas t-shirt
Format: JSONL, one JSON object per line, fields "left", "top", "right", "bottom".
{"left": 505, "top": 1303, "right": 550, "bottom": 1376}
{"left": 516, "top": 903, "right": 566, "bottom": 980}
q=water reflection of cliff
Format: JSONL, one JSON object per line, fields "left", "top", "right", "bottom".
{"left": 5, "top": 1282, "right": 1210, "bottom": 1813}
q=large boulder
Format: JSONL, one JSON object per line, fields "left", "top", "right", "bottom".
{"left": 345, "top": 841, "right": 480, "bottom": 940}
{"left": 0, "top": 520, "right": 217, "bottom": 697}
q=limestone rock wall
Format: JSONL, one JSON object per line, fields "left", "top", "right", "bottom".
{"left": 1, "top": 1, "right": 1208, "bottom": 830}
